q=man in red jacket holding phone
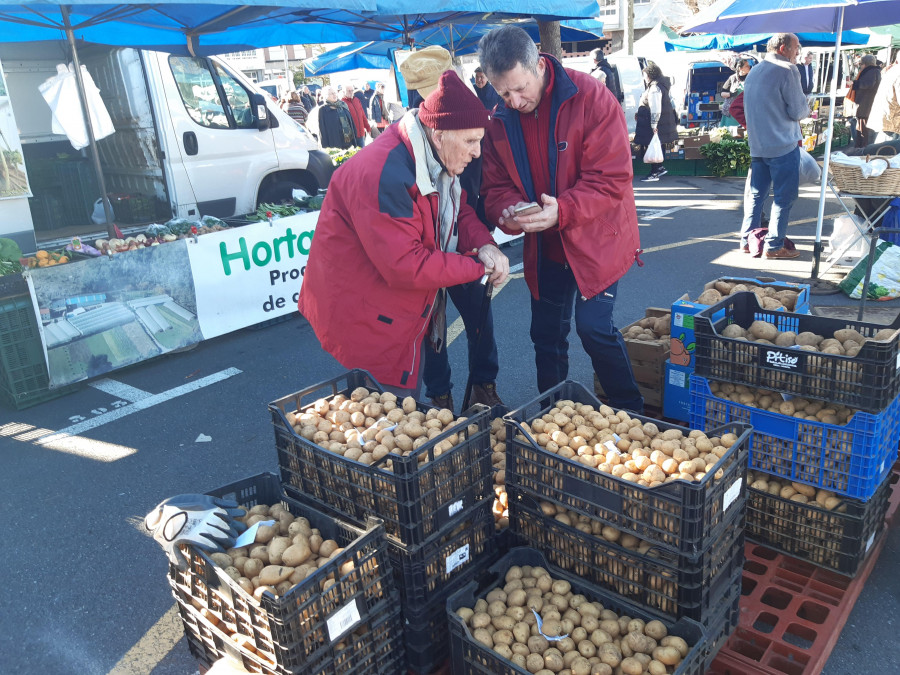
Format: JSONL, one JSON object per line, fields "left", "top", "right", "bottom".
{"left": 479, "top": 25, "right": 643, "bottom": 411}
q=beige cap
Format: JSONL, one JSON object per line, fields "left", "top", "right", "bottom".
{"left": 400, "top": 45, "right": 452, "bottom": 97}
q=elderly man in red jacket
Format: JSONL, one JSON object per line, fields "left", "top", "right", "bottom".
{"left": 298, "top": 71, "right": 509, "bottom": 393}
{"left": 479, "top": 25, "right": 643, "bottom": 411}
{"left": 342, "top": 84, "right": 371, "bottom": 147}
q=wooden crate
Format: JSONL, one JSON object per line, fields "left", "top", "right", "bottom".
{"left": 595, "top": 308, "right": 669, "bottom": 408}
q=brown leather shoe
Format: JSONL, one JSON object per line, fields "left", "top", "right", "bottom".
{"left": 741, "top": 245, "right": 750, "bottom": 254}
{"left": 429, "top": 392, "right": 454, "bottom": 412}
{"left": 764, "top": 247, "right": 800, "bottom": 259}
{"left": 467, "top": 383, "right": 504, "bottom": 409}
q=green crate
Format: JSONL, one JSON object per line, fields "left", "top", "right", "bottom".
{"left": 0, "top": 295, "right": 78, "bottom": 409}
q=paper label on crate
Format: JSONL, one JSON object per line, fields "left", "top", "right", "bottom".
{"left": 865, "top": 532, "right": 876, "bottom": 554}
{"left": 895, "top": 351, "right": 900, "bottom": 370}
{"left": 723, "top": 479, "right": 742, "bottom": 513}
{"left": 326, "top": 598, "right": 362, "bottom": 642}
{"left": 446, "top": 544, "right": 471, "bottom": 574}
{"left": 760, "top": 348, "right": 801, "bottom": 371}
{"left": 603, "top": 440, "right": 620, "bottom": 455}
{"left": 448, "top": 499, "right": 465, "bottom": 518}
{"left": 668, "top": 368, "right": 687, "bottom": 389}
{"left": 234, "top": 520, "right": 275, "bottom": 548}
{"left": 674, "top": 312, "right": 686, "bottom": 328}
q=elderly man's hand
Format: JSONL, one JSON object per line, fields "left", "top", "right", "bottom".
{"left": 477, "top": 244, "right": 510, "bottom": 287}
{"left": 505, "top": 194, "right": 558, "bottom": 233}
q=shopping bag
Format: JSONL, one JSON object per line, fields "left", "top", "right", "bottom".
{"left": 643, "top": 133, "right": 664, "bottom": 164}
{"left": 799, "top": 148, "right": 821, "bottom": 185}
{"left": 39, "top": 63, "right": 115, "bottom": 150}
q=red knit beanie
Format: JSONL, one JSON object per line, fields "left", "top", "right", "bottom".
{"left": 419, "top": 71, "right": 491, "bottom": 130}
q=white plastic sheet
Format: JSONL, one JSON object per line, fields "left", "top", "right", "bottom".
{"left": 39, "top": 63, "right": 114, "bottom": 150}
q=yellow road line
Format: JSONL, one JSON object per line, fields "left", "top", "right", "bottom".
{"left": 107, "top": 604, "right": 182, "bottom": 675}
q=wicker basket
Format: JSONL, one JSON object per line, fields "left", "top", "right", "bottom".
{"left": 830, "top": 154, "right": 900, "bottom": 196}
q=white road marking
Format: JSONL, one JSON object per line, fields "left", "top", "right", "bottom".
{"left": 642, "top": 205, "right": 690, "bottom": 220}
{"left": 36, "top": 368, "right": 242, "bottom": 442}
{"left": 88, "top": 378, "right": 152, "bottom": 402}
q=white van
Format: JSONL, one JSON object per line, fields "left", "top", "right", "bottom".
{"left": 561, "top": 54, "right": 645, "bottom": 134}
{"left": 0, "top": 42, "right": 333, "bottom": 248}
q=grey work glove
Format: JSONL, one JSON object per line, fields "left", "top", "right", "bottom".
{"left": 145, "top": 494, "right": 246, "bottom": 570}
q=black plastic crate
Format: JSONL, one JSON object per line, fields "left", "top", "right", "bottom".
{"left": 694, "top": 291, "right": 900, "bottom": 413}
{"left": 27, "top": 194, "right": 64, "bottom": 231}
{"left": 0, "top": 273, "right": 26, "bottom": 300}
{"left": 56, "top": 159, "right": 98, "bottom": 222}
{"left": 167, "top": 472, "right": 399, "bottom": 673}
{"left": 447, "top": 547, "right": 738, "bottom": 675}
{"left": 272, "top": 369, "right": 493, "bottom": 546}
{"left": 180, "top": 591, "right": 405, "bottom": 675}
{"left": 508, "top": 491, "right": 745, "bottom": 627}
{"left": 745, "top": 469, "right": 893, "bottom": 576}
{"left": 390, "top": 497, "right": 498, "bottom": 611}
{"left": 110, "top": 193, "right": 158, "bottom": 224}
{"left": 504, "top": 380, "right": 751, "bottom": 557}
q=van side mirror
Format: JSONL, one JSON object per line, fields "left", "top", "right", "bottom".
{"left": 250, "top": 93, "right": 270, "bottom": 131}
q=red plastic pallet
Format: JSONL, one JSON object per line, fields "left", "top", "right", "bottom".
{"left": 707, "top": 466, "right": 900, "bottom": 675}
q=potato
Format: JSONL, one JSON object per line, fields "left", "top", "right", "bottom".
{"left": 697, "top": 288, "right": 722, "bottom": 305}
{"left": 620, "top": 657, "right": 643, "bottom": 675}
{"left": 749, "top": 320, "right": 777, "bottom": 341}
{"left": 267, "top": 536, "right": 292, "bottom": 565}
{"left": 319, "top": 540, "right": 340, "bottom": 558}
{"left": 259, "top": 565, "right": 293, "bottom": 586}
{"left": 210, "top": 552, "right": 233, "bottom": 568}
{"left": 643, "top": 620, "right": 667, "bottom": 641}
{"left": 722, "top": 323, "right": 744, "bottom": 338}
{"left": 652, "top": 646, "right": 681, "bottom": 666}
{"left": 282, "top": 541, "right": 312, "bottom": 567}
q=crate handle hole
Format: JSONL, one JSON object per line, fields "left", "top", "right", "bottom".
{"left": 782, "top": 623, "right": 817, "bottom": 650}
{"left": 760, "top": 587, "right": 793, "bottom": 611}
{"left": 752, "top": 611, "right": 780, "bottom": 634}
{"left": 744, "top": 560, "right": 767, "bottom": 576}
{"left": 752, "top": 546, "right": 779, "bottom": 560}
{"left": 797, "top": 600, "right": 830, "bottom": 624}
{"left": 742, "top": 577, "right": 758, "bottom": 596}
{"left": 730, "top": 636, "right": 769, "bottom": 660}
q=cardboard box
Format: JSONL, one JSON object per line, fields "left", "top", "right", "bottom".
{"left": 663, "top": 361, "right": 692, "bottom": 422}
{"left": 670, "top": 278, "right": 811, "bottom": 368}
{"left": 683, "top": 147, "right": 704, "bottom": 160}
{"left": 595, "top": 308, "right": 670, "bottom": 408}
{"left": 682, "top": 134, "right": 711, "bottom": 149}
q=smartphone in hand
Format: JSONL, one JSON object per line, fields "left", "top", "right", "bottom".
{"left": 514, "top": 202, "right": 542, "bottom": 217}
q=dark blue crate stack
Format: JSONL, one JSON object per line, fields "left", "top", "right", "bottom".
{"left": 502, "top": 380, "right": 748, "bottom": 663}
{"left": 270, "top": 369, "right": 502, "bottom": 674}
{"left": 56, "top": 159, "right": 98, "bottom": 227}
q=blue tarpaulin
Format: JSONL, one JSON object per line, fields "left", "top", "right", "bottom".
{"left": 667, "top": 30, "right": 869, "bottom": 51}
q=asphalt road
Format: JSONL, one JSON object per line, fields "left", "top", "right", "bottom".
{"left": 2, "top": 174, "right": 898, "bottom": 674}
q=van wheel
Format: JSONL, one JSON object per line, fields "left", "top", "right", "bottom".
{"left": 257, "top": 180, "right": 303, "bottom": 207}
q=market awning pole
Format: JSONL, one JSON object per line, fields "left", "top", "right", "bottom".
{"left": 61, "top": 5, "right": 117, "bottom": 239}
{"left": 811, "top": 7, "right": 844, "bottom": 280}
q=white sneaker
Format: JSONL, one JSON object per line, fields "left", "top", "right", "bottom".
{"left": 657, "top": 167, "right": 668, "bottom": 178}
{"left": 641, "top": 174, "right": 659, "bottom": 182}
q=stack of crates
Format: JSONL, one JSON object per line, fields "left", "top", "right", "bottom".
{"left": 689, "top": 291, "right": 900, "bottom": 576}
{"left": 168, "top": 472, "right": 406, "bottom": 674}
{"left": 270, "top": 370, "right": 499, "bottom": 674}
{"left": 665, "top": 277, "right": 810, "bottom": 422}
{"left": 501, "top": 380, "right": 748, "bottom": 672}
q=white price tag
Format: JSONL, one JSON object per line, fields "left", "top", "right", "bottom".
{"left": 865, "top": 532, "right": 876, "bottom": 554}
{"left": 895, "top": 351, "right": 900, "bottom": 370}
{"left": 446, "top": 544, "right": 471, "bottom": 575}
{"left": 723, "top": 478, "right": 742, "bottom": 513}
{"left": 668, "top": 368, "right": 687, "bottom": 388}
{"left": 448, "top": 499, "right": 464, "bottom": 518}
{"left": 326, "top": 599, "right": 362, "bottom": 642}
{"left": 674, "top": 312, "right": 686, "bottom": 328}
{"left": 603, "top": 440, "right": 619, "bottom": 454}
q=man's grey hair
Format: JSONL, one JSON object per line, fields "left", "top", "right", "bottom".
{"left": 478, "top": 25, "right": 540, "bottom": 80}
{"left": 860, "top": 54, "right": 877, "bottom": 67}
{"left": 590, "top": 47, "right": 604, "bottom": 63}
{"left": 768, "top": 33, "right": 797, "bottom": 53}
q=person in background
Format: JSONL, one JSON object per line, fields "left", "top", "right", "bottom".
{"left": 740, "top": 33, "right": 808, "bottom": 260}
{"left": 478, "top": 25, "right": 644, "bottom": 412}
{"left": 300, "top": 86, "right": 316, "bottom": 112}
{"left": 361, "top": 82, "right": 375, "bottom": 111}
{"left": 285, "top": 91, "right": 308, "bottom": 126}
{"left": 307, "top": 85, "right": 355, "bottom": 149}
{"left": 342, "top": 84, "right": 371, "bottom": 147}
{"left": 590, "top": 40, "right": 621, "bottom": 102}
{"left": 473, "top": 66, "right": 503, "bottom": 111}
{"left": 797, "top": 50, "right": 815, "bottom": 95}
{"left": 315, "top": 89, "right": 324, "bottom": 106}
{"left": 720, "top": 59, "right": 751, "bottom": 126}
{"left": 401, "top": 47, "right": 505, "bottom": 410}
{"left": 298, "top": 71, "right": 509, "bottom": 396}
{"left": 867, "top": 50, "right": 900, "bottom": 143}
{"left": 851, "top": 54, "right": 882, "bottom": 148}
{"left": 633, "top": 63, "right": 679, "bottom": 182}
{"left": 368, "top": 82, "right": 390, "bottom": 139}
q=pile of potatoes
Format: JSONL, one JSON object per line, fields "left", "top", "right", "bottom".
{"left": 456, "top": 564, "right": 692, "bottom": 675}
{"left": 707, "top": 381, "right": 858, "bottom": 425}
{"left": 696, "top": 282, "right": 800, "bottom": 312}
{"left": 622, "top": 313, "right": 671, "bottom": 342}
{"left": 719, "top": 322, "right": 897, "bottom": 358}
{"left": 518, "top": 400, "right": 738, "bottom": 486}
{"left": 491, "top": 417, "right": 509, "bottom": 530}
{"left": 747, "top": 470, "right": 844, "bottom": 511}
{"left": 209, "top": 503, "right": 359, "bottom": 601}
{"left": 285, "top": 387, "right": 470, "bottom": 469}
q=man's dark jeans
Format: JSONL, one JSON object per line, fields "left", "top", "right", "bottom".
{"left": 422, "top": 280, "right": 498, "bottom": 399}
{"left": 530, "top": 259, "right": 643, "bottom": 412}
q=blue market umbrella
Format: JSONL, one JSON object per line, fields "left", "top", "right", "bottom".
{"left": 666, "top": 30, "right": 869, "bottom": 51}
{"left": 682, "top": 0, "right": 900, "bottom": 284}
{"left": 304, "top": 19, "right": 605, "bottom": 75}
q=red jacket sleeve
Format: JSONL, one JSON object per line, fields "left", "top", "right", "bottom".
{"left": 456, "top": 196, "right": 496, "bottom": 252}
{"left": 555, "top": 82, "right": 634, "bottom": 235}
{"left": 348, "top": 185, "right": 485, "bottom": 291}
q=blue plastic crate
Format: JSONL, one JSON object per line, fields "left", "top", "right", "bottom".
{"left": 689, "top": 375, "right": 900, "bottom": 500}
